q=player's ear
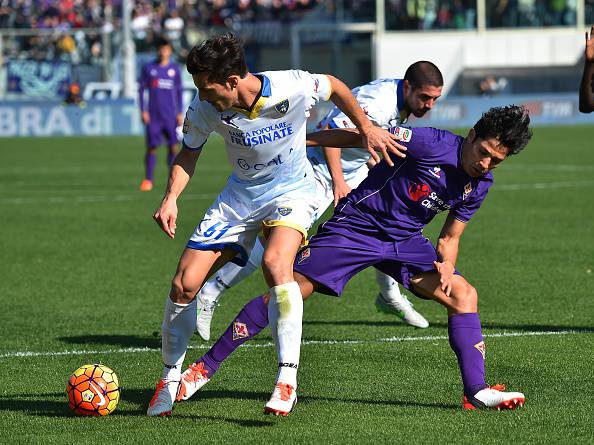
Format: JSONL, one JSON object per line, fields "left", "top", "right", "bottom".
{"left": 227, "top": 75, "right": 240, "bottom": 90}
{"left": 467, "top": 128, "right": 476, "bottom": 142}
{"left": 403, "top": 79, "right": 410, "bottom": 96}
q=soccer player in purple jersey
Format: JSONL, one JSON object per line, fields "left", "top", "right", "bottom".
{"left": 138, "top": 38, "right": 183, "bottom": 191}
{"left": 177, "top": 105, "right": 532, "bottom": 413}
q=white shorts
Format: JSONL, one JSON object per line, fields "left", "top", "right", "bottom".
{"left": 187, "top": 175, "right": 318, "bottom": 267}
{"left": 311, "top": 162, "right": 369, "bottom": 222}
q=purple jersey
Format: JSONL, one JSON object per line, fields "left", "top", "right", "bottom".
{"left": 345, "top": 127, "right": 493, "bottom": 239}
{"left": 139, "top": 60, "right": 183, "bottom": 122}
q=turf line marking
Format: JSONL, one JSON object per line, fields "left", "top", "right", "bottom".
{"left": 1, "top": 329, "right": 591, "bottom": 360}
{"left": 3, "top": 180, "right": 594, "bottom": 206}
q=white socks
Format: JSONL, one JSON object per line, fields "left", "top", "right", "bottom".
{"left": 268, "top": 281, "right": 303, "bottom": 389}
{"left": 198, "top": 237, "right": 265, "bottom": 304}
{"left": 375, "top": 269, "right": 403, "bottom": 298}
{"left": 161, "top": 297, "right": 197, "bottom": 381}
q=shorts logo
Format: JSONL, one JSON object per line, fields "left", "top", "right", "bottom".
{"left": 298, "top": 247, "right": 310, "bottom": 264}
{"left": 277, "top": 206, "right": 292, "bottom": 216}
{"left": 232, "top": 321, "right": 249, "bottom": 340}
{"left": 463, "top": 182, "right": 473, "bottom": 200}
{"left": 408, "top": 181, "right": 431, "bottom": 201}
{"left": 429, "top": 166, "right": 442, "bottom": 179}
{"left": 274, "top": 99, "right": 290, "bottom": 115}
{"left": 390, "top": 126, "right": 413, "bottom": 142}
{"left": 182, "top": 116, "right": 190, "bottom": 134}
{"left": 474, "top": 341, "right": 486, "bottom": 360}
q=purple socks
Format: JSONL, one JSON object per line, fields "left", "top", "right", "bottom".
{"left": 145, "top": 152, "right": 157, "bottom": 181}
{"left": 199, "top": 295, "right": 269, "bottom": 375}
{"left": 448, "top": 312, "right": 488, "bottom": 397}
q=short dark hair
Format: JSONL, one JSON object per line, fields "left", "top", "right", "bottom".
{"left": 473, "top": 105, "right": 532, "bottom": 156}
{"left": 404, "top": 61, "right": 443, "bottom": 89}
{"left": 155, "top": 37, "right": 171, "bottom": 49}
{"left": 186, "top": 32, "right": 248, "bottom": 83}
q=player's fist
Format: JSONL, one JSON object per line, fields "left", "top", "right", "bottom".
{"left": 153, "top": 195, "right": 178, "bottom": 239}
{"left": 142, "top": 111, "right": 150, "bottom": 125}
{"left": 332, "top": 178, "right": 352, "bottom": 207}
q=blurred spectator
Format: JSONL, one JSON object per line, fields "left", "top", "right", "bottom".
{"left": 64, "top": 82, "right": 85, "bottom": 105}
{"left": 478, "top": 75, "right": 508, "bottom": 95}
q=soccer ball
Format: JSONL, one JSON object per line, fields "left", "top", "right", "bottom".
{"left": 66, "top": 364, "right": 120, "bottom": 416}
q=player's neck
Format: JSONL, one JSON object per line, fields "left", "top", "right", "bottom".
{"left": 234, "top": 73, "right": 262, "bottom": 110}
{"left": 158, "top": 57, "right": 170, "bottom": 66}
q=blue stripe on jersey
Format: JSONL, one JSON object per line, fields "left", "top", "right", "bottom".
{"left": 396, "top": 80, "right": 404, "bottom": 113}
{"left": 186, "top": 240, "right": 249, "bottom": 267}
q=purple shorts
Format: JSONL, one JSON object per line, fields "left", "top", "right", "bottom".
{"left": 146, "top": 120, "right": 178, "bottom": 148}
{"left": 294, "top": 203, "right": 447, "bottom": 298}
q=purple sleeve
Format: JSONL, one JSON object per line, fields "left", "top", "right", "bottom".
{"left": 138, "top": 65, "right": 148, "bottom": 112}
{"left": 176, "top": 66, "right": 183, "bottom": 115}
{"left": 450, "top": 180, "right": 492, "bottom": 223}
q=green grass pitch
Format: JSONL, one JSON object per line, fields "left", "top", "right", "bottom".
{"left": 0, "top": 126, "right": 593, "bottom": 443}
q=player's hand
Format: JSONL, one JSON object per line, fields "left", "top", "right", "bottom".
{"left": 176, "top": 113, "right": 184, "bottom": 126}
{"left": 361, "top": 125, "right": 406, "bottom": 167}
{"left": 434, "top": 260, "right": 455, "bottom": 296}
{"left": 332, "top": 178, "right": 352, "bottom": 207}
{"left": 586, "top": 26, "right": 594, "bottom": 63}
{"left": 153, "top": 195, "right": 178, "bottom": 239}
{"left": 142, "top": 111, "right": 150, "bottom": 125}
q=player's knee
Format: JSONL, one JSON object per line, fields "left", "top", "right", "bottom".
{"left": 261, "top": 249, "right": 287, "bottom": 276}
{"left": 450, "top": 282, "right": 478, "bottom": 313}
{"left": 170, "top": 274, "right": 198, "bottom": 304}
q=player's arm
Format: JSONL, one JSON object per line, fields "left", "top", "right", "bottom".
{"left": 434, "top": 213, "right": 468, "bottom": 296}
{"left": 323, "top": 146, "right": 352, "bottom": 206}
{"left": 153, "top": 145, "right": 202, "bottom": 239}
{"left": 307, "top": 127, "right": 399, "bottom": 148}
{"left": 579, "top": 26, "right": 594, "bottom": 113}
{"left": 138, "top": 66, "right": 150, "bottom": 125}
{"left": 326, "top": 75, "right": 406, "bottom": 166}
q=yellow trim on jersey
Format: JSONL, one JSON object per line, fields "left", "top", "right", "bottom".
{"left": 322, "top": 74, "right": 333, "bottom": 101}
{"left": 261, "top": 220, "right": 308, "bottom": 246}
{"left": 231, "top": 95, "right": 267, "bottom": 120}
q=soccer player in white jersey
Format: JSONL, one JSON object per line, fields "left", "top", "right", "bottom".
{"left": 147, "top": 33, "right": 404, "bottom": 417}
{"left": 194, "top": 62, "right": 443, "bottom": 340}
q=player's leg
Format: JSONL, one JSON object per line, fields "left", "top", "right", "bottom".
{"left": 147, "top": 247, "right": 236, "bottom": 417}
{"left": 195, "top": 237, "right": 265, "bottom": 340}
{"left": 410, "top": 272, "right": 525, "bottom": 410}
{"left": 177, "top": 271, "right": 318, "bottom": 402}
{"left": 141, "top": 123, "right": 161, "bottom": 191}
{"left": 165, "top": 123, "right": 179, "bottom": 167}
{"left": 261, "top": 225, "right": 305, "bottom": 415}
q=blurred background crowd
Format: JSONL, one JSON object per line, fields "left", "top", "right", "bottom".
{"left": 0, "top": 0, "right": 591, "bottom": 66}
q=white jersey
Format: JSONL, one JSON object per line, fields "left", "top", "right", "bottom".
{"left": 183, "top": 70, "right": 332, "bottom": 206}
{"left": 307, "top": 78, "right": 409, "bottom": 179}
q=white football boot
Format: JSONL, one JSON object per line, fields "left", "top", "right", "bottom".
{"left": 264, "top": 382, "right": 297, "bottom": 416}
{"left": 463, "top": 384, "right": 525, "bottom": 410}
{"left": 195, "top": 294, "right": 217, "bottom": 341}
{"left": 175, "top": 361, "right": 211, "bottom": 402}
{"left": 375, "top": 292, "right": 429, "bottom": 328}
{"left": 147, "top": 379, "right": 179, "bottom": 416}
